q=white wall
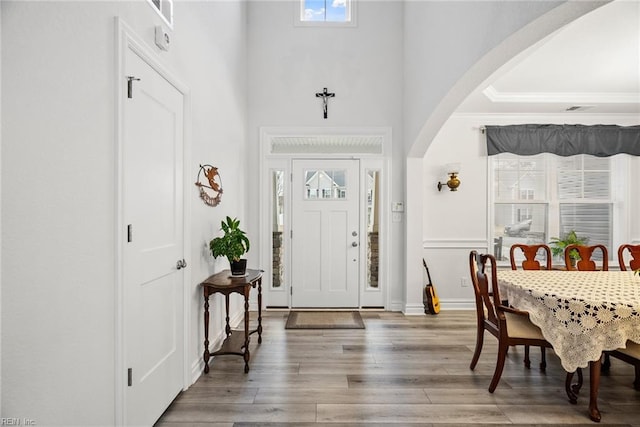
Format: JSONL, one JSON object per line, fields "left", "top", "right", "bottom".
{"left": 402, "top": 0, "right": 607, "bottom": 314}
{"left": 246, "top": 0, "right": 608, "bottom": 313}
{"left": 423, "top": 114, "right": 640, "bottom": 308}
{"left": 246, "top": 1, "right": 406, "bottom": 307}
{"left": 0, "top": 2, "right": 3, "bottom": 412}
{"left": 171, "top": 0, "right": 249, "bottom": 390}
{"left": 1, "top": 1, "right": 247, "bottom": 424}
{"left": 403, "top": 1, "right": 612, "bottom": 156}
{"left": 1, "top": 0, "right": 623, "bottom": 422}
{"left": 404, "top": 1, "right": 567, "bottom": 155}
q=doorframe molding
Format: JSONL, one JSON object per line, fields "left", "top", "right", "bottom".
{"left": 114, "top": 18, "right": 192, "bottom": 426}
{"left": 258, "top": 127, "right": 391, "bottom": 310}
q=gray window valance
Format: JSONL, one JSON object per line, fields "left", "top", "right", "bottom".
{"left": 485, "top": 124, "right": 640, "bottom": 157}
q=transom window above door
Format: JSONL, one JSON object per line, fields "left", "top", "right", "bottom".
{"left": 296, "top": 0, "right": 356, "bottom": 27}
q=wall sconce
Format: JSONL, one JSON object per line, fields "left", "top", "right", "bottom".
{"left": 437, "top": 163, "right": 461, "bottom": 192}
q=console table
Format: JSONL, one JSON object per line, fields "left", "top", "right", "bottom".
{"left": 200, "top": 269, "right": 263, "bottom": 373}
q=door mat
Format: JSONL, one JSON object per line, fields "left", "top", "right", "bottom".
{"left": 285, "top": 311, "right": 365, "bottom": 329}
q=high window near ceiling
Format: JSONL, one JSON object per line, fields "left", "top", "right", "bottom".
{"left": 146, "top": 0, "right": 173, "bottom": 27}
{"left": 296, "top": 0, "right": 355, "bottom": 26}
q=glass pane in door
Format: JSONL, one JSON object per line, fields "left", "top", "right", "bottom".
{"left": 304, "top": 169, "right": 347, "bottom": 199}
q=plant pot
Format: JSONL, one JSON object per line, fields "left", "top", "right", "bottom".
{"left": 230, "top": 259, "right": 247, "bottom": 276}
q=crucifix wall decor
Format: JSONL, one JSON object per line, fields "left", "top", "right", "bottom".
{"left": 315, "top": 87, "right": 335, "bottom": 119}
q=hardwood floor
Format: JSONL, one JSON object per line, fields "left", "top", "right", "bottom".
{"left": 156, "top": 310, "right": 640, "bottom": 426}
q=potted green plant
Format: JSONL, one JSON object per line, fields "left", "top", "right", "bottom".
{"left": 209, "top": 216, "right": 250, "bottom": 276}
{"left": 549, "top": 230, "right": 589, "bottom": 266}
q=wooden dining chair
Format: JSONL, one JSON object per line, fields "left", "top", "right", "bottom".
{"left": 564, "top": 244, "right": 609, "bottom": 271}
{"left": 509, "top": 243, "right": 552, "bottom": 370}
{"left": 510, "top": 243, "right": 552, "bottom": 271}
{"left": 618, "top": 244, "right": 640, "bottom": 271}
{"left": 469, "top": 251, "right": 553, "bottom": 392}
{"left": 564, "top": 243, "right": 611, "bottom": 373}
{"left": 608, "top": 341, "right": 640, "bottom": 391}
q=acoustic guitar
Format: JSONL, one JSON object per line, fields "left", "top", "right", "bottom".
{"left": 422, "top": 259, "right": 441, "bottom": 315}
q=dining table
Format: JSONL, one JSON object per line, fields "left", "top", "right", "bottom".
{"left": 497, "top": 269, "right": 640, "bottom": 422}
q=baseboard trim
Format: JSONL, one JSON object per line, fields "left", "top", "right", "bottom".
{"left": 403, "top": 303, "right": 425, "bottom": 316}
{"left": 441, "top": 300, "right": 475, "bottom": 310}
{"left": 402, "top": 300, "right": 475, "bottom": 315}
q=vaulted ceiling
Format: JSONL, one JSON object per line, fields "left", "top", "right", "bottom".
{"left": 457, "top": 0, "right": 640, "bottom": 116}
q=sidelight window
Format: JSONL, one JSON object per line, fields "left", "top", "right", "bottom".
{"left": 272, "top": 170, "right": 285, "bottom": 288}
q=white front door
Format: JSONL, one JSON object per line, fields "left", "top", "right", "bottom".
{"left": 291, "top": 159, "right": 360, "bottom": 307}
{"left": 123, "top": 47, "right": 184, "bottom": 426}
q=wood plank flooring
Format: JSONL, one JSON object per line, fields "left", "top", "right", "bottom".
{"left": 156, "top": 310, "right": 640, "bottom": 426}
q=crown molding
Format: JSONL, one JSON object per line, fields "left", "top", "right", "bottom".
{"left": 450, "top": 112, "right": 640, "bottom": 121}
{"left": 483, "top": 85, "right": 640, "bottom": 104}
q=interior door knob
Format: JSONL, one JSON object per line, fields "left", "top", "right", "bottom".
{"left": 176, "top": 259, "right": 187, "bottom": 269}
{"left": 352, "top": 241, "right": 358, "bottom": 247}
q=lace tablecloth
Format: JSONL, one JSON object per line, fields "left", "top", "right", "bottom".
{"left": 498, "top": 270, "right": 640, "bottom": 372}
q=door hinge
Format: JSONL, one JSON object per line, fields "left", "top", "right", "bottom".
{"left": 127, "top": 368, "right": 132, "bottom": 387}
{"left": 290, "top": 287, "right": 292, "bottom": 295}
{"left": 290, "top": 173, "right": 293, "bottom": 182}
{"left": 127, "top": 224, "right": 133, "bottom": 243}
{"left": 126, "top": 76, "right": 141, "bottom": 99}
{"left": 290, "top": 230, "right": 293, "bottom": 239}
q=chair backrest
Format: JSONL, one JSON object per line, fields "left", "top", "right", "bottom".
{"left": 564, "top": 244, "right": 609, "bottom": 271}
{"left": 618, "top": 244, "right": 640, "bottom": 271}
{"left": 510, "top": 244, "right": 552, "bottom": 270}
{"left": 469, "top": 251, "right": 500, "bottom": 329}
{"left": 469, "top": 250, "right": 482, "bottom": 318}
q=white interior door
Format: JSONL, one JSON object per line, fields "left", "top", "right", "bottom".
{"left": 291, "top": 159, "right": 360, "bottom": 307}
{"left": 123, "top": 47, "right": 184, "bottom": 426}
